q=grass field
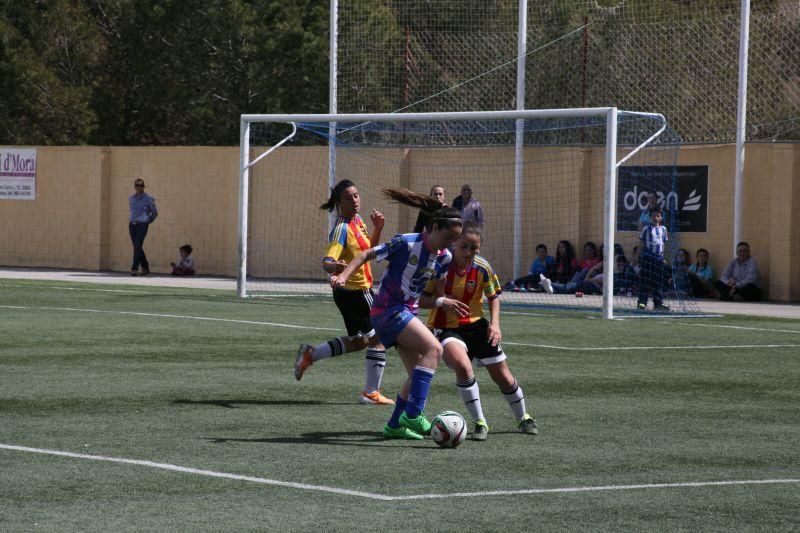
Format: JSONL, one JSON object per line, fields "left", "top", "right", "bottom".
{"left": 1, "top": 279, "right": 799, "bottom": 531}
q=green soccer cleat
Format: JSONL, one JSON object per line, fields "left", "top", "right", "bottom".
{"left": 383, "top": 424, "right": 424, "bottom": 440}
{"left": 470, "top": 419, "right": 489, "bottom": 441}
{"left": 399, "top": 411, "right": 432, "bottom": 436}
{"left": 518, "top": 414, "right": 539, "bottom": 435}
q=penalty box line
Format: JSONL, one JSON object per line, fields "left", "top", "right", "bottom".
{"left": 2, "top": 443, "right": 799, "bottom": 502}
{"left": 2, "top": 304, "right": 798, "bottom": 351}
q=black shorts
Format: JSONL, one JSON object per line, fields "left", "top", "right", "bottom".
{"left": 332, "top": 287, "right": 376, "bottom": 339}
{"left": 433, "top": 318, "right": 506, "bottom": 366}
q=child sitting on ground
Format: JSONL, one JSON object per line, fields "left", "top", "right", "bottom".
{"left": 171, "top": 244, "right": 196, "bottom": 276}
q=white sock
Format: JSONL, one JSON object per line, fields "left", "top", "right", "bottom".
{"left": 457, "top": 376, "right": 485, "bottom": 423}
{"left": 502, "top": 381, "right": 527, "bottom": 421}
{"left": 364, "top": 348, "right": 387, "bottom": 392}
{"left": 312, "top": 337, "right": 346, "bottom": 361}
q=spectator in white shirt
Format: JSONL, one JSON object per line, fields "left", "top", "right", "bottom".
{"left": 715, "top": 242, "right": 762, "bottom": 301}
{"left": 171, "top": 244, "right": 196, "bottom": 276}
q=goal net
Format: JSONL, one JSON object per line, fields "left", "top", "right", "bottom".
{"left": 239, "top": 109, "right": 700, "bottom": 317}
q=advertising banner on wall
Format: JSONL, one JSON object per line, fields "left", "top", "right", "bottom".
{"left": 616, "top": 165, "right": 708, "bottom": 233}
{"left": 0, "top": 148, "right": 37, "bottom": 200}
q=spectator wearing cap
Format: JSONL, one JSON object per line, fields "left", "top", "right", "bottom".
{"left": 128, "top": 178, "right": 158, "bottom": 276}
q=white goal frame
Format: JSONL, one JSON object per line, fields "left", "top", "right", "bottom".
{"left": 238, "top": 108, "right": 667, "bottom": 319}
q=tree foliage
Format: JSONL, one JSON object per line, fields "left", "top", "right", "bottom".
{"left": 1, "top": 1, "right": 797, "bottom": 145}
{"left": 0, "top": 0, "right": 329, "bottom": 145}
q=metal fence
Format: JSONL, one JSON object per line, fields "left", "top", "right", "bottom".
{"left": 337, "top": 0, "right": 799, "bottom": 143}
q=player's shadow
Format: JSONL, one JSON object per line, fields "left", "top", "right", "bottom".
{"left": 207, "top": 431, "right": 400, "bottom": 448}
{"left": 173, "top": 398, "right": 343, "bottom": 409}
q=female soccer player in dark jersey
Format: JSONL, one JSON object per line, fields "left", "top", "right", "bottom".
{"left": 331, "top": 188, "right": 467, "bottom": 440}
{"left": 424, "top": 222, "right": 538, "bottom": 440}
{"left": 294, "top": 179, "right": 394, "bottom": 405}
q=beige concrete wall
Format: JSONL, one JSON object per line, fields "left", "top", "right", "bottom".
{"left": 674, "top": 143, "right": 800, "bottom": 301}
{"left": 0, "top": 143, "right": 798, "bottom": 301}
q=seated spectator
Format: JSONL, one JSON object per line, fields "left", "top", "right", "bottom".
{"left": 629, "top": 245, "right": 641, "bottom": 274}
{"left": 569, "top": 241, "right": 601, "bottom": 285}
{"left": 668, "top": 248, "right": 692, "bottom": 296}
{"left": 582, "top": 243, "right": 624, "bottom": 283}
{"left": 627, "top": 245, "right": 641, "bottom": 296}
{"left": 612, "top": 254, "right": 637, "bottom": 294}
{"left": 171, "top": 244, "right": 196, "bottom": 276}
{"left": 506, "top": 243, "right": 555, "bottom": 291}
{"left": 543, "top": 254, "right": 631, "bottom": 296}
{"left": 550, "top": 240, "right": 578, "bottom": 283}
{"left": 715, "top": 242, "right": 762, "bottom": 301}
{"left": 688, "top": 248, "right": 714, "bottom": 297}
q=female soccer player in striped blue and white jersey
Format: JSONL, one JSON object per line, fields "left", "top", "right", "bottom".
{"left": 423, "top": 222, "right": 538, "bottom": 440}
{"left": 294, "top": 180, "right": 395, "bottom": 406}
{"left": 331, "top": 188, "right": 467, "bottom": 440}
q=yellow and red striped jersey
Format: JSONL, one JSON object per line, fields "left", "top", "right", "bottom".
{"left": 325, "top": 214, "right": 373, "bottom": 290}
{"left": 426, "top": 255, "right": 502, "bottom": 329}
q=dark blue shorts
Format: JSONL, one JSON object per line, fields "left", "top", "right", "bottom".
{"left": 370, "top": 306, "right": 416, "bottom": 348}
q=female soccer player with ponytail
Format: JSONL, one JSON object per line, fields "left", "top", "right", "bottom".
{"left": 331, "top": 188, "right": 467, "bottom": 440}
{"left": 424, "top": 222, "right": 539, "bottom": 440}
{"left": 294, "top": 179, "right": 395, "bottom": 406}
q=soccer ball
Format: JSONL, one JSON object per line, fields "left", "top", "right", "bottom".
{"left": 430, "top": 411, "right": 466, "bottom": 448}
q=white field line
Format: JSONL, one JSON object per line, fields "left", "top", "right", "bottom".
{"left": 0, "top": 305, "right": 339, "bottom": 332}
{"left": 0, "top": 282, "right": 323, "bottom": 299}
{"left": 0, "top": 444, "right": 389, "bottom": 501}
{"left": 0, "top": 283, "right": 160, "bottom": 295}
{"left": 503, "top": 341, "right": 800, "bottom": 351}
{"left": 665, "top": 321, "right": 800, "bottom": 335}
{"left": 2, "top": 443, "right": 798, "bottom": 501}
{"left": 2, "top": 304, "right": 797, "bottom": 351}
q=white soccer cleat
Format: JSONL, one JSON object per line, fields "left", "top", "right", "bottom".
{"left": 539, "top": 274, "right": 554, "bottom": 294}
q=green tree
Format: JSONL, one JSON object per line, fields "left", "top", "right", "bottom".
{"left": 89, "top": 0, "right": 329, "bottom": 145}
{"left": 0, "top": 0, "right": 102, "bottom": 144}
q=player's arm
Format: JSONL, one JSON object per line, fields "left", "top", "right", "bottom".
{"left": 369, "top": 209, "right": 385, "bottom": 245}
{"left": 322, "top": 257, "right": 347, "bottom": 274}
{"left": 323, "top": 221, "right": 349, "bottom": 274}
{"left": 331, "top": 249, "right": 376, "bottom": 288}
{"left": 419, "top": 278, "right": 469, "bottom": 316}
{"left": 487, "top": 296, "right": 501, "bottom": 346}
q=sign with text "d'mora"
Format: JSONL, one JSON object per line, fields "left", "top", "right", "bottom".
{"left": 0, "top": 148, "right": 36, "bottom": 200}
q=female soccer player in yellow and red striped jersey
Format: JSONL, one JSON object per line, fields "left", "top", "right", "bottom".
{"left": 293, "top": 179, "right": 394, "bottom": 406}
{"left": 422, "top": 222, "right": 539, "bottom": 440}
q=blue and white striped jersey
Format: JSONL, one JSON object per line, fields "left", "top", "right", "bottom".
{"left": 639, "top": 224, "right": 668, "bottom": 259}
{"left": 370, "top": 233, "right": 452, "bottom": 316}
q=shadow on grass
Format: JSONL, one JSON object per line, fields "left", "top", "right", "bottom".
{"left": 174, "top": 398, "right": 335, "bottom": 409}
{"left": 207, "top": 430, "right": 397, "bottom": 447}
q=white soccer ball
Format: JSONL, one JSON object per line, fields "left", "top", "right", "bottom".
{"left": 430, "top": 411, "right": 466, "bottom": 448}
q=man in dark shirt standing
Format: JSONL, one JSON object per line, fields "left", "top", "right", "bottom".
{"left": 128, "top": 179, "right": 158, "bottom": 276}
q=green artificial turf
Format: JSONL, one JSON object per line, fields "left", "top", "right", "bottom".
{"left": 1, "top": 280, "right": 798, "bottom": 531}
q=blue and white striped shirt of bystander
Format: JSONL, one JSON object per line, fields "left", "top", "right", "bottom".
{"left": 639, "top": 224, "right": 668, "bottom": 259}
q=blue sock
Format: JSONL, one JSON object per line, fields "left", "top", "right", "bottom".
{"left": 406, "top": 366, "right": 435, "bottom": 418}
{"left": 387, "top": 395, "right": 408, "bottom": 428}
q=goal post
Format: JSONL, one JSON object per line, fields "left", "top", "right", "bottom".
{"left": 238, "top": 108, "right": 695, "bottom": 318}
